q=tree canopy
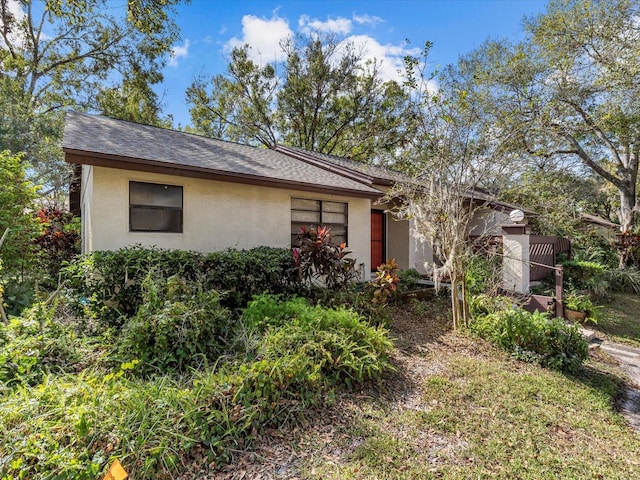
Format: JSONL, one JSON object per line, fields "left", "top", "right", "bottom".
{"left": 186, "top": 34, "right": 413, "bottom": 162}
{"left": 0, "top": 0, "right": 183, "bottom": 197}
{"left": 462, "top": 0, "right": 640, "bottom": 234}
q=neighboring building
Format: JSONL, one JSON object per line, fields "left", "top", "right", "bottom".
{"left": 63, "top": 111, "right": 515, "bottom": 276}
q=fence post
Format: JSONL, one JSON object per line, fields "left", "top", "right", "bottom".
{"left": 555, "top": 264, "right": 563, "bottom": 319}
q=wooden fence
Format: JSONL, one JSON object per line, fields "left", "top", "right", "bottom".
{"left": 529, "top": 236, "right": 571, "bottom": 281}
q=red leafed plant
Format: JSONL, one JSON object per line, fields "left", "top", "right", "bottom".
{"left": 33, "top": 207, "right": 80, "bottom": 284}
{"left": 293, "top": 225, "right": 357, "bottom": 290}
{"left": 369, "top": 258, "right": 400, "bottom": 306}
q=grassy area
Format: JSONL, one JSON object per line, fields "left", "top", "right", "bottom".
{"left": 302, "top": 351, "right": 640, "bottom": 479}
{"left": 597, "top": 292, "right": 640, "bottom": 346}
{"left": 219, "top": 298, "right": 640, "bottom": 479}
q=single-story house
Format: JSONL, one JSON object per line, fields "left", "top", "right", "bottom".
{"left": 63, "top": 111, "right": 514, "bottom": 277}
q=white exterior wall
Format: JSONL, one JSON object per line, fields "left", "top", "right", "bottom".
{"left": 469, "top": 208, "right": 510, "bottom": 236}
{"left": 409, "top": 217, "right": 433, "bottom": 274}
{"left": 82, "top": 166, "right": 372, "bottom": 273}
{"left": 80, "top": 165, "right": 94, "bottom": 253}
{"left": 502, "top": 232, "right": 530, "bottom": 293}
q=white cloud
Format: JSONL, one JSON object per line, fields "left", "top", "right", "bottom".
{"left": 0, "top": 0, "right": 27, "bottom": 48}
{"left": 225, "top": 14, "right": 293, "bottom": 65}
{"left": 338, "top": 34, "right": 421, "bottom": 83}
{"left": 298, "top": 15, "right": 352, "bottom": 35}
{"left": 353, "top": 14, "right": 384, "bottom": 27}
{"left": 169, "top": 39, "right": 190, "bottom": 67}
{"left": 221, "top": 12, "right": 428, "bottom": 89}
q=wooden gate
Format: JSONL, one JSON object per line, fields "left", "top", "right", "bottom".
{"left": 529, "top": 236, "right": 571, "bottom": 281}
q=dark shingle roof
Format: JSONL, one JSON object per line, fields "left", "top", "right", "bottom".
{"left": 62, "top": 111, "right": 382, "bottom": 198}
{"left": 275, "top": 145, "right": 404, "bottom": 185}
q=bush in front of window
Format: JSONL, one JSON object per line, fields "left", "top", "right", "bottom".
{"left": 62, "top": 245, "right": 303, "bottom": 326}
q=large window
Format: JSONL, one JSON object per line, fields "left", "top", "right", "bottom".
{"left": 291, "top": 198, "right": 348, "bottom": 246}
{"left": 129, "top": 181, "right": 183, "bottom": 233}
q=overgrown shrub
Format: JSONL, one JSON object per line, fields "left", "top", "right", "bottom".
{"left": 242, "top": 295, "right": 393, "bottom": 387}
{"left": 62, "top": 246, "right": 301, "bottom": 326}
{"left": 0, "top": 301, "right": 104, "bottom": 386}
{"left": 0, "top": 297, "right": 393, "bottom": 480}
{"left": 311, "top": 285, "right": 391, "bottom": 326}
{"left": 601, "top": 267, "right": 640, "bottom": 294}
{"left": 466, "top": 253, "right": 501, "bottom": 296}
{"left": 397, "top": 268, "right": 421, "bottom": 292}
{"left": 469, "top": 294, "right": 515, "bottom": 318}
{"left": 201, "top": 246, "right": 302, "bottom": 309}
{"left": 562, "top": 260, "right": 607, "bottom": 292}
{"left": 117, "top": 275, "right": 233, "bottom": 375}
{"left": 33, "top": 207, "right": 81, "bottom": 286}
{"left": 470, "top": 307, "right": 588, "bottom": 373}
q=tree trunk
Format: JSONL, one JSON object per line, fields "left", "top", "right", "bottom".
{"left": 620, "top": 188, "right": 636, "bottom": 234}
{"left": 619, "top": 189, "right": 636, "bottom": 268}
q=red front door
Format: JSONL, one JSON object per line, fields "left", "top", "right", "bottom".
{"left": 371, "top": 211, "right": 385, "bottom": 271}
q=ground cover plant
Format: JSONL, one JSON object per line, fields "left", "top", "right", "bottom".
{"left": 469, "top": 300, "right": 589, "bottom": 373}
{"left": 0, "top": 288, "right": 392, "bottom": 479}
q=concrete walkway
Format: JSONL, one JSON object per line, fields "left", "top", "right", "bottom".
{"left": 584, "top": 329, "right": 640, "bottom": 433}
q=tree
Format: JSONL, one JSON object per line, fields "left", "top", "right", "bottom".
{"left": 186, "top": 35, "right": 412, "bottom": 161}
{"left": 0, "top": 150, "right": 41, "bottom": 279}
{"left": 500, "top": 166, "right": 612, "bottom": 237}
{"left": 94, "top": 66, "right": 173, "bottom": 128}
{"left": 462, "top": 0, "right": 640, "bottom": 239}
{"left": 0, "top": 0, "right": 184, "bottom": 196}
{"left": 390, "top": 48, "right": 509, "bottom": 329}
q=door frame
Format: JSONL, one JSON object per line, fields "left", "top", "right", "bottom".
{"left": 371, "top": 210, "right": 386, "bottom": 271}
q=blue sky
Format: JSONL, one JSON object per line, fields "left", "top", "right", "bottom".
{"left": 161, "top": 0, "right": 548, "bottom": 127}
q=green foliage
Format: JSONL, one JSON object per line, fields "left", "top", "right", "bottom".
{"left": 466, "top": 0, "right": 640, "bottom": 236}
{"left": 242, "top": 295, "right": 393, "bottom": 387}
{"left": 470, "top": 307, "right": 588, "bottom": 373}
{"left": 601, "top": 266, "right": 640, "bottom": 295}
{"left": 561, "top": 259, "right": 640, "bottom": 297}
{"left": 310, "top": 285, "right": 391, "bottom": 327}
{"left": 0, "top": 301, "right": 104, "bottom": 387}
{"left": 293, "top": 225, "right": 357, "bottom": 291}
{"left": 563, "top": 291, "right": 602, "bottom": 324}
{"left": 118, "top": 275, "right": 232, "bottom": 375}
{"left": 62, "top": 245, "right": 301, "bottom": 326}
{"left": 469, "top": 294, "right": 514, "bottom": 318}
{"left": 0, "top": 295, "right": 393, "bottom": 479}
{"left": 465, "top": 253, "right": 501, "bottom": 296}
{"left": 572, "top": 230, "right": 619, "bottom": 267}
{"left": 1, "top": 279, "right": 36, "bottom": 317}
{"left": 562, "top": 260, "right": 607, "bottom": 291}
{"left": 0, "top": 151, "right": 41, "bottom": 277}
{"left": 1, "top": 1, "right": 184, "bottom": 197}
{"left": 396, "top": 268, "right": 422, "bottom": 293}
{"left": 187, "top": 35, "right": 412, "bottom": 159}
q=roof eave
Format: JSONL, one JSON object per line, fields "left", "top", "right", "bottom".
{"left": 64, "top": 148, "right": 383, "bottom": 200}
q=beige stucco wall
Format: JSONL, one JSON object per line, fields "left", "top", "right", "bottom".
{"left": 82, "top": 166, "right": 372, "bottom": 274}
{"left": 469, "top": 208, "right": 510, "bottom": 236}
{"left": 387, "top": 214, "right": 410, "bottom": 270}
{"left": 80, "top": 165, "right": 94, "bottom": 254}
